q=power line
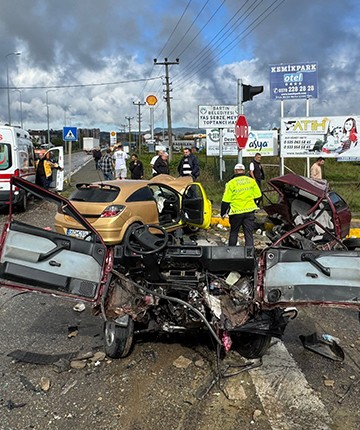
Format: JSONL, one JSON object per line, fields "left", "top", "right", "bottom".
{"left": 0, "top": 75, "right": 162, "bottom": 91}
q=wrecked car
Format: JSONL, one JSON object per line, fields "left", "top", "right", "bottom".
{"left": 262, "top": 173, "right": 358, "bottom": 250}
{"left": 0, "top": 177, "right": 360, "bottom": 361}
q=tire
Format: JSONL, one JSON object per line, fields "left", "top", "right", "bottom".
{"left": 16, "top": 193, "right": 27, "bottom": 213}
{"left": 343, "top": 238, "right": 360, "bottom": 250}
{"left": 232, "top": 332, "right": 271, "bottom": 359}
{"left": 183, "top": 225, "right": 199, "bottom": 234}
{"left": 104, "top": 318, "right": 134, "bottom": 358}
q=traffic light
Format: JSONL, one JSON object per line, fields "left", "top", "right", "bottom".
{"left": 242, "top": 84, "right": 264, "bottom": 102}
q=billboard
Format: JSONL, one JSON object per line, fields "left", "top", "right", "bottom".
{"left": 198, "top": 105, "right": 238, "bottom": 128}
{"left": 206, "top": 129, "right": 278, "bottom": 157}
{"left": 270, "top": 62, "right": 318, "bottom": 100}
{"left": 280, "top": 116, "right": 360, "bottom": 160}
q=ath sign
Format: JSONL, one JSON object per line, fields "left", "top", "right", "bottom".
{"left": 198, "top": 105, "right": 238, "bottom": 128}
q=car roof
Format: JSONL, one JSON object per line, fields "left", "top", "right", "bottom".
{"left": 268, "top": 173, "right": 329, "bottom": 198}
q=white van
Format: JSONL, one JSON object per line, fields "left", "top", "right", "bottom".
{"left": 0, "top": 126, "right": 64, "bottom": 211}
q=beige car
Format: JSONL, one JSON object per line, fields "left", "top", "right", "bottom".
{"left": 54, "top": 174, "right": 212, "bottom": 245}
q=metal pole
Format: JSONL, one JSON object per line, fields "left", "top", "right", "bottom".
{"left": 5, "top": 51, "right": 21, "bottom": 125}
{"left": 46, "top": 90, "right": 55, "bottom": 144}
{"left": 125, "top": 116, "right": 134, "bottom": 148}
{"left": 13, "top": 89, "right": 23, "bottom": 128}
{"left": 133, "top": 101, "right": 145, "bottom": 155}
{"left": 219, "top": 128, "right": 224, "bottom": 181}
{"left": 154, "top": 58, "right": 179, "bottom": 161}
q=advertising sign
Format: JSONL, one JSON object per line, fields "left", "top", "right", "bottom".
{"left": 198, "top": 105, "right": 238, "bottom": 128}
{"left": 206, "top": 129, "right": 278, "bottom": 157}
{"left": 280, "top": 116, "right": 360, "bottom": 160}
{"left": 270, "top": 62, "right": 318, "bottom": 100}
{"left": 110, "top": 131, "right": 117, "bottom": 145}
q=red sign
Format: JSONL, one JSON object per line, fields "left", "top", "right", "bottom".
{"left": 235, "top": 114, "right": 249, "bottom": 149}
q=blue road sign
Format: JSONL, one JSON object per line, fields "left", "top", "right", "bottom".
{"left": 63, "top": 126, "right": 78, "bottom": 141}
{"left": 269, "top": 62, "right": 318, "bottom": 101}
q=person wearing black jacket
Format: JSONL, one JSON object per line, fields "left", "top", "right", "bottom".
{"left": 249, "top": 153, "right": 265, "bottom": 189}
{"left": 177, "top": 147, "right": 200, "bottom": 180}
{"left": 92, "top": 147, "right": 102, "bottom": 170}
{"left": 153, "top": 152, "right": 169, "bottom": 175}
{"left": 129, "top": 154, "right": 144, "bottom": 179}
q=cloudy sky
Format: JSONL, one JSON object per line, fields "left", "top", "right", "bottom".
{"left": 1, "top": 0, "right": 359, "bottom": 133}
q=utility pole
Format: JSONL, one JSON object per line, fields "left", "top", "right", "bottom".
{"left": 133, "top": 101, "right": 146, "bottom": 155}
{"left": 153, "top": 58, "right": 179, "bottom": 161}
{"left": 125, "top": 116, "right": 134, "bottom": 148}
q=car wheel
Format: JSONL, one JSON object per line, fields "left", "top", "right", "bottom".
{"left": 343, "top": 238, "right": 360, "bottom": 250}
{"left": 104, "top": 319, "right": 134, "bottom": 358}
{"left": 16, "top": 193, "right": 27, "bottom": 212}
{"left": 232, "top": 332, "right": 271, "bottom": 359}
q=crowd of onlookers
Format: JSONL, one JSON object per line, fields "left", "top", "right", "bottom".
{"left": 93, "top": 144, "right": 201, "bottom": 181}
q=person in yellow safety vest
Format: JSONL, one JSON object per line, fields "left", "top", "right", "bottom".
{"left": 220, "top": 163, "right": 262, "bottom": 247}
{"left": 35, "top": 152, "right": 60, "bottom": 189}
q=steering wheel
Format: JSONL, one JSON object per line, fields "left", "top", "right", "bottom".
{"left": 125, "top": 224, "right": 169, "bottom": 255}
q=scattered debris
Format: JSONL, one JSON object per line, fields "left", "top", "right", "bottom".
{"left": 75, "top": 351, "right": 94, "bottom": 360}
{"left": 253, "top": 409, "right": 262, "bottom": 420}
{"left": 224, "top": 379, "right": 247, "bottom": 401}
{"left": 70, "top": 360, "right": 87, "bottom": 370}
{"left": 4, "top": 399, "right": 26, "bottom": 411}
{"left": 61, "top": 380, "right": 77, "bottom": 395}
{"left": 39, "top": 376, "right": 51, "bottom": 392}
{"left": 90, "top": 351, "right": 106, "bottom": 362}
{"left": 7, "top": 349, "right": 77, "bottom": 365}
{"left": 172, "top": 355, "right": 192, "bottom": 369}
{"left": 73, "top": 302, "right": 86, "bottom": 312}
{"left": 324, "top": 379, "right": 335, "bottom": 388}
{"left": 68, "top": 326, "right": 79, "bottom": 338}
{"left": 53, "top": 358, "right": 71, "bottom": 373}
{"left": 194, "top": 359, "right": 205, "bottom": 368}
{"left": 299, "top": 332, "right": 345, "bottom": 361}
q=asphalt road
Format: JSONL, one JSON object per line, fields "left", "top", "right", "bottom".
{"left": 0, "top": 156, "right": 359, "bottom": 429}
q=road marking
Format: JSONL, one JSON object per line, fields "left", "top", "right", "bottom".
{"left": 249, "top": 340, "right": 332, "bottom": 430}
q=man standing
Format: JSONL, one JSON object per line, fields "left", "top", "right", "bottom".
{"left": 249, "top": 152, "right": 265, "bottom": 189}
{"left": 92, "top": 147, "right": 102, "bottom": 170}
{"left": 153, "top": 152, "right": 170, "bottom": 175}
{"left": 98, "top": 148, "right": 114, "bottom": 180}
{"left": 129, "top": 154, "right": 144, "bottom": 179}
{"left": 221, "top": 163, "right": 262, "bottom": 247}
{"left": 150, "top": 149, "right": 164, "bottom": 177}
{"left": 310, "top": 157, "right": 325, "bottom": 180}
{"left": 178, "top": 147, "right": 200, "bottom": 180}
{"left": 113, "top": 144, "right": 129, "bottom": 179}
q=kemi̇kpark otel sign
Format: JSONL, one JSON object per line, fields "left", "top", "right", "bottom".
{"left": 270, "top": 61, "right": 318, "bottom": 100}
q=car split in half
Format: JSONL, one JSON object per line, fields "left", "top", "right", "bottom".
{"left": 0, "top": 176, "right": 359, "bottom": 360}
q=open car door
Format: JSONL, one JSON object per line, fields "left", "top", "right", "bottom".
{"left": 0, "top": 177, "right": 108, "bottom": 303}
{"left": 262, "top": 247, "right": 360, "bottom": 308}
{"left": 45, "top": 147, "right": 64, "bottom": 191}
{"left": 181, "top": 183, "right": 212, "bottom": 229}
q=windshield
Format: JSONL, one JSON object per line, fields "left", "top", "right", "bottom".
{"left": 70, "top": 185, "right": 120, "bottom": 202}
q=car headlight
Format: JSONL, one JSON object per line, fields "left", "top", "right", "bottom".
{"left": 100, "top": 205, "right": 126, "bottom": 218}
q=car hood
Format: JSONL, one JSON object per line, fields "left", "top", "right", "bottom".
{"left": 267, "top": 173, "right": 329, "bottom": 199}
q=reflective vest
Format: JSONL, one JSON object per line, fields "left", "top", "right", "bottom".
{"left": 222, "top": 174, "right": 262, "bottom": 215}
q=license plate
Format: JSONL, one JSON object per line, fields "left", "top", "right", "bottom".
{"left": 66, "top": 228, "right": 90, "bottom": 239}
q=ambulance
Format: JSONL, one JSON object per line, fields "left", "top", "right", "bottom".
{"left": 0, "top": 125, "right": 64, "bottom": 211}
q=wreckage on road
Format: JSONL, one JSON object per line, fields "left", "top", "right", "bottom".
{"left": 0, "top": 176, "right": 359, "bottom": 360}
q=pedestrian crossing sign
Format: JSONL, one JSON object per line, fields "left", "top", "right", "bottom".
{"left": 63, "top": 126, "right": 78, "bottom": 141}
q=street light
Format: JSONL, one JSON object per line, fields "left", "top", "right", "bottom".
{"left": 5, "top": 51, "right": 21, "bottom": 125}
{"left": 13, "top": 89, "right": 23, "bottom": 128}
{"left": 46, "top": 90, "right": 55, "bottom": 144}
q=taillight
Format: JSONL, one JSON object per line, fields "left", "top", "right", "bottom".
{"left": 100, "top": 205, "right": 125, "bottom": 218}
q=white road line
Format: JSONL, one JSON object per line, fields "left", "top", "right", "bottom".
{"left": 249, "top": 340, "right": 332, "bottom": 430}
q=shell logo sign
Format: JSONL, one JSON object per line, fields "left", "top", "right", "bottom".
{"left": 146, "top": 95, "right": 158, "bottom": 106}
{"left": 110, "top": 130, "right": 117, "bottom": 145}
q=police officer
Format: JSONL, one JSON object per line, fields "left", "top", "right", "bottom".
{"left": 220, "top": 163, "right": 262, "bottom": 247}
